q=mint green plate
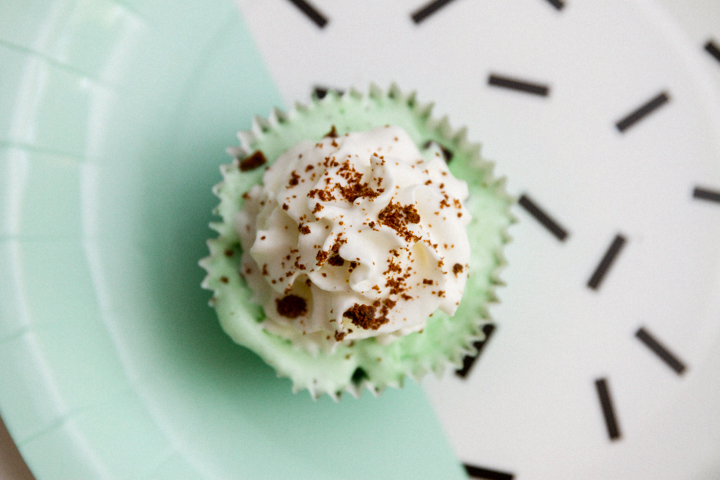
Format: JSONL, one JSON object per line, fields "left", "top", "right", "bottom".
{"left": 0, "top": 2, "right": 466, "bottom": 478}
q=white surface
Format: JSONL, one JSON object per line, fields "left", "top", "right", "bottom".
{"left": 239, "top": 0, "right": 720, "bottom": 477}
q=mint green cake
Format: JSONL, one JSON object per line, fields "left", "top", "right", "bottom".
{"left": 200, "top": 85, "right": 513, "bottom": 399}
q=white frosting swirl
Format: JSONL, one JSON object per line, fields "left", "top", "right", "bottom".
{"left": 236, "top": 126, "right": 470, "bottom": 351}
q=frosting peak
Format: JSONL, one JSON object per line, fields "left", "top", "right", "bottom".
{"left": 236, "top": 125, "right": 471, "bottom": 351}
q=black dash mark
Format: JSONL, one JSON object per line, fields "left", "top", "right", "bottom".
{"left": 488, "top": 74, "right": 549, "bottom": 97}
{"left": 705, "top": 40, "right": 720, "bottom": 65}
{"left": 287, "top": 0, "right": 328, "bottom": 28}
{"left": 595, "top": 378, "right": 621, "bottom": 441}
{"left": 587, "top": 234, "right": 626, "bottom": 290}
{"left": 411, "top": 0, "right": 458, "bottom": 24}
{"left": 313, "top": 86, "right": 344, "bottom": 99}
{"left": 544, "top": 0, "right": 565, "bottom": 10}
{"left": 464, "top": 463, "right": 514, "bottom": 480}
{"left": 635, "top": 327, "right": 686, "bottom": 375}
{"left": 518, "top": 194, "right": 568, "bottom": 241}
{"left": 615, "top": 92, "right": 670, "bottom": 133}
{"left": 693, "top": 186, "right": 720, "bottom": 203}
{"left": 456, "top": 324, "right": 495, "bottom": 378}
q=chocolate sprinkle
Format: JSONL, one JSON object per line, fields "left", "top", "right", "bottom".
{"left": 343, "top": 303, "right": 380, "bottom": 330}
{"left": 308, "top": 158, "right": 382, "bottom": 205}
{"left": 325, "top": 125, "right": 338, "bottom": 138}
{"left": 316, "top": 250, "right": 328, "bottom": 264}
{"left": 288, "top": 170, "right": 300, "bottom": 187}
{"left": 342, "top": 301, "right": 393, "bottom": 331}
{"left": 378, "top": 201, "right": 421, "bottom": 242}
{"left": 276, "top": 295, "right": 307, "bottom": 318}
{"left": 328, "top": 254, "right": 345, "bottom": 266}
{"left": 239, "top": 150, "right": 267, "bottom": 171}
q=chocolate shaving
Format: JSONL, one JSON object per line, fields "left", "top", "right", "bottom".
{"left": 342, "top": 298, "right": 395, "bottom": 331}
{"left": 276, "top": 295, "right": 307, "bottom": 318}
{"left": 343, "top": 303, "right": 382, "bottom": 330}
{"left": 288, "top": 170, "right": 300, "bottom": 187}
{"left": 406, "top": 208, "right": 420, "bottom": 224}
{"left": 308, "top": 159, "right": 382, "bottom": 204}
{"left": 340, "top": 183, "right": 382, "bottom": 203}
{"left": 336, "top": 161, "right": 383, "bottom": 203}
{"left": 308, "top": 189, "right": 336, "bottom": 202}
{"left": 378, "top": 201, "right": 421, "bottom": 242}
{"left": 331, "top": 236, "right": 347, "bottom": 253}
{"left": 239, "top": 150, "right": 267, "bottom": 171}
{"left": 453, "top": 263, "right": 464, "bottom": 275}
{"left": 385, "top": 276, "right": 407, "bottom": 296}
{"left": 328, "top": 254, "right": 345, "bottom": 266}
{"left": 325, "top": 125, "right": 338, "bottom": 138}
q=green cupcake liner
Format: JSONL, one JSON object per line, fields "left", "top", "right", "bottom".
{"left": 200, "top": 84, "right": 515, "bottom": 399}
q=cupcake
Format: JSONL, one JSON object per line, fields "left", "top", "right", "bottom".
{"left": 200, "top": 85, "right": 513, "bottom": 399}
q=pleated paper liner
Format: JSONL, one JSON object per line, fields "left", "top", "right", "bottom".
{"left": 200, "top": 85, "right": 515, "bottom": 399}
